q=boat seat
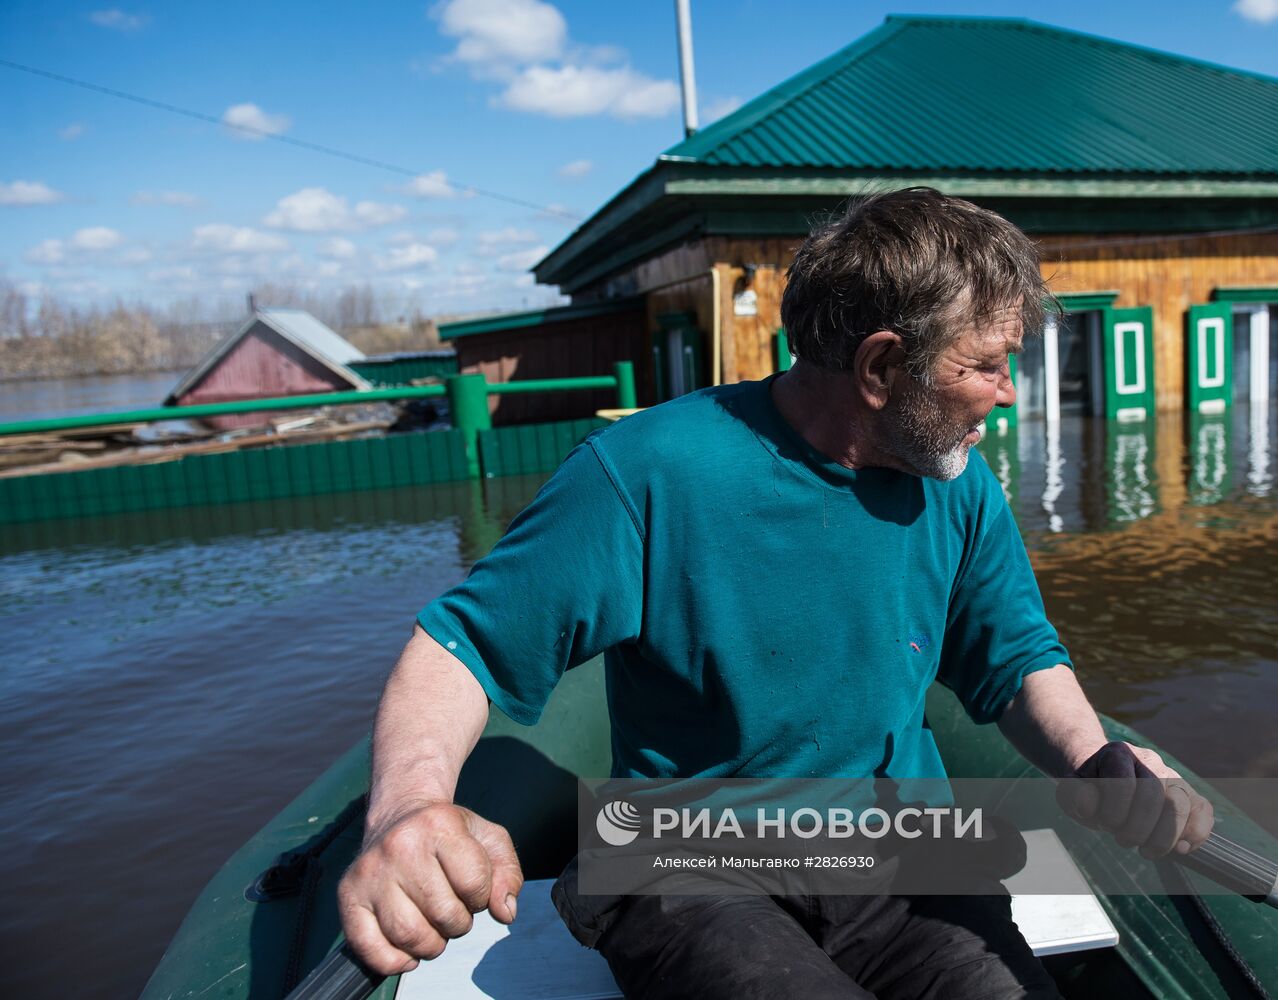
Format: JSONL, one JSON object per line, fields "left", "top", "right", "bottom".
{"left": 397, "top": 828, "right": 1117, "bottom": 999}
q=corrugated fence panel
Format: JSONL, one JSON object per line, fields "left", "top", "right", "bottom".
{"left": 349, "top": 355, "right": 458, "bottom": 386}
{"left": 0, "top": 428, "right": 471, "bottom": 526}
{"left": 477, "top": 417, "right": 606, "bottom": 478}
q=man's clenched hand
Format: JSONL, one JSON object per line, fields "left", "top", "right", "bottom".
{"left": 338, "top": 803, "right": 523, "bottom": 976}
{"left": 1056, "top": 741, "right": 1215, "bottom": 859}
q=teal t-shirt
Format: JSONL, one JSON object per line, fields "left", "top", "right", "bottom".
{"left": 419, "top": 375, "right": 1069, "bottom": 781}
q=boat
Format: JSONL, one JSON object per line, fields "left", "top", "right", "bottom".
{"left": 142, "top": 664, "right": 1278, "bottom": 1000}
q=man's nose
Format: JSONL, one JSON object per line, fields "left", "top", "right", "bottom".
{"left": 995, "top": 366, "right": 1016, "bottom": 408}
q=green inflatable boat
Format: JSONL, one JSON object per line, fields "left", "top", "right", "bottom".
{"left": 143, "top": 665, "right": 1278, "bottom": 1000}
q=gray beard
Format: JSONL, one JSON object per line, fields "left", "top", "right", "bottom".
{"left": 882, "top": 380, "right": 973, "bottom": 482}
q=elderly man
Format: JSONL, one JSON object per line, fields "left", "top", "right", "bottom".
{"left": 338, "top": 188, "right": 1213, "bottom": 998}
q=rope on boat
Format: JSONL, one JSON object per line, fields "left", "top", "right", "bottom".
{"left": 264, "top": 794, "right": 369, "bottom": 997}
{"left": 1161, "top": 861, "right": 1273, "bottom": 1000}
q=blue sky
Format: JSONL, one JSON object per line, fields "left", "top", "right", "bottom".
{"left": 3, "top": 0, "right": 1277, "bottom": 320}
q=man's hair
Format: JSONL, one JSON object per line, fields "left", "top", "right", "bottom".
{"left": 780, "top": 187, "right": 1052, "bottom": 380}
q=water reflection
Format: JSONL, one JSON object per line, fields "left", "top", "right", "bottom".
{"left": 978, "top": 403, "right": 1278, "bottom": 782}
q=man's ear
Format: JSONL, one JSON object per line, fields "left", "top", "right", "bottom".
{"left": 854, "top": 331, "right": 907, "bottom": 410}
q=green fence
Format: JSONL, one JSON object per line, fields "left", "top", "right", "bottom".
{"left": 479, "top": 418, "right": 608, "bottom": 478}
{"left": 0, "top": 417, "right": 613, "bottom": 526}
{"left": 0, "top": 365, "right": 636, "bottom": 526}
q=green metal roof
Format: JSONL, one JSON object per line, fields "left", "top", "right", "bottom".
{"left": 437, "top": 297, "right": 642, "bottom": 340}
{"left": 662, "top": 15, "right": 1278, "bottom": 175}
{"left": 535, "top": 15, "right": 1278, "bottom": 292}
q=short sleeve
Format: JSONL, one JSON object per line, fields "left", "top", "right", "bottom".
{"left": 417, "top": 439, "right": 643, "bottom": 726}
{"left": 936, "top": 490, "right": 1071, "bottom": 725}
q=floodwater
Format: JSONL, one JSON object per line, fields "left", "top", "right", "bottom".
{"left": 0, "top": 371, "right": 183, "bottom": 422}
{"left": 1, "top": 401, "right": 1276, "bottom": 999}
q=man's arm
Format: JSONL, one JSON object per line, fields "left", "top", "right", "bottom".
{"left": 338, "top": 624, "right": 524, "bottom": 976}
{"left": 998, "top": 664, "right": 1214, "bottom": 857}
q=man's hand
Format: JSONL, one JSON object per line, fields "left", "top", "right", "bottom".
{"left": 1056, "top": 742, "right": 1215, "bottom": 859}
{"left": 338, "top": 803, "right": 523, "bottom": 976}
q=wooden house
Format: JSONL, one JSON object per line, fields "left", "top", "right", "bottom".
{"left": 165, "top": 309, "right": 370, "bottom": 429}
{"left": 503, "top": 15, "right": 1278, "bottom": 424}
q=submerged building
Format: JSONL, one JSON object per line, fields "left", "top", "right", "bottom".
{"left": 165, "top": 309, "right": 371, "bottom": 429}
{"left": 460, "top": 15, "right": 1278, "bottom": 426}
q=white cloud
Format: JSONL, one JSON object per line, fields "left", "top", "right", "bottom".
{"left": 319, "top": 237, "right": 358, "bottom": 259}
{"left": 1234, "top": 0, "right": 1278, "bottom": 21}
{"left": 478, "top": 227, "right": 538, "bottom": 250}
{"left": 433, "top": 0, "right": 675, "bottom": 121}
{"left": 221, "top": 103, "right": 291, "bottom": 140}
{"left": 130, "top": 190, "right": 201, "bottom": 207}
{"left": 26, "top": 239, "right": 65, "bottom": 265}
{"left": 399, "top": 170, "right": 459, "bottom": 198}
{"left": 58, "top": 123, "right": 86, "bottom": 141}
{"left": 0, "top": 180, "right": 66, "bottom": 205}
{"left": 24, "top": 227, "right": 130, "bottom": 266}
{"left": 192, "top": 224, "right": 289, "bottom": 253}
{"left": 495, "top": 244, "right": 548, "bottom": 272}
{"left": 263, "top": 187, "right": 405, "bottom": 232}
{"left": 434, "top": 0, "right": 566, "bottom": 70}
{"left": 702, "top": 96, "right": 743, "bottom": 123}
{"left": 89, "top": 9, "right": 148, "bottom": 31}
{"left": 557, "top": 158, "right": 592, "bottom": 179}
{"left": 500, "top": 65, "right": 679, "bottom": 118}
{"left": 427, "top": 226, "right": 461, "bottom": 247}
{"left": 70, "top": 227, "right": 124, "bottom": 250}
{"left": 376, "top": 243, "right": 439, "bottom": 271}
{"left": 353, "top": 200, "right": 406, "bottom": 227}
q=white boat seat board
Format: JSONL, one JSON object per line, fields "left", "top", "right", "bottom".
{"left": 1006, "top": 829, "right": 1120, "bottom": 956}
{"left": 397, "top": 829, "right": 1117, "bottom": 999}
{"left": 395, "top": 881, "right": 621, "bottom": 1000}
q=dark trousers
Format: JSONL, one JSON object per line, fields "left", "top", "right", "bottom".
{"left": 554, "top": 868, "right": 1062, "bottom": 999}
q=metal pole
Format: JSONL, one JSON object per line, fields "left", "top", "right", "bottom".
{"left": 613, "top": 361, "right": 637, "bottom": 409}
{"left": 445, "top": 373, "right": 492, "bottom": 479}
{"left": 675, "top": 0, "right": 698, "bottom": 138}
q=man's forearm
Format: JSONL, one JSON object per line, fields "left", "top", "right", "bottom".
{"left": 366, "top": 623, "right": 490, "bottom": 836}
{"left": 996, "top": 664, "right": 1108, "bottom": 779}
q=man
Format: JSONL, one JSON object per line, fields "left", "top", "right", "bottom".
{"left": 338, "top": 188, "right": 1214, "bottom": 998}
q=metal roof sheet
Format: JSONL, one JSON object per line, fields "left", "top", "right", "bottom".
{"left": 661, "top": 16, "right": 1278, "bottom": 175}
{"left": 258, "top": 309, "right": 366, "bottom": 366}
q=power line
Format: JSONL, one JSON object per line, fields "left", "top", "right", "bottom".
{"left": 0, "top": 57, "right": 584, "bottom": 223}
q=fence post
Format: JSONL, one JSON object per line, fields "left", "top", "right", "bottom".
{"left": 446, "top": 373, "right": 492, "bottom": 478}
{"left": 613, "top": 361, "right": 637, "bottom": 409}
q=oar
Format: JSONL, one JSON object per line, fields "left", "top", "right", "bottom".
{"left": 281, "top": 831, "right": 1278, "bottom": 1000}
{"left": 1177, "top": 832, "right": 1278, "bottom": 907}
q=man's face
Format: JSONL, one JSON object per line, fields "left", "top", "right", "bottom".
{"left": 881, "top": 306, "right": 1022, "bottom": 481}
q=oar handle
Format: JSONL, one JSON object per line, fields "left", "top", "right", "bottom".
{"left": 1179, "top": 832, "right": 1278, "bottom": 908}
{"left": 285, "top": 943, "right": 384, "bottom": 1000}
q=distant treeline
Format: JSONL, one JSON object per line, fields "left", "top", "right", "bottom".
{"left": 0, "top": 281, "right": 441, "bottom": 381}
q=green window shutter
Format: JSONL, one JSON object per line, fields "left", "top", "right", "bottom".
{"left": 1102, "top": 306, "right": 1155, "bottom": 421}
{"left": 1184, "top": 303, "right": 1232, "bottom": 415}
{"left": 775, "top": 328, "right": 793, "bottom": 372}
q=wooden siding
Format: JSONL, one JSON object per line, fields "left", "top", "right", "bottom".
{"left": 177, "top": 321, "right": 355, "bottom": 429}
{"left": 454, "top": 308, "right": 648, "bottom": 425}
{"left": 586, "top": 232, "right": 1278, "bottom": 409}
{"left": 1041, "top": 232, "right": 1278, "bottom": 410}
